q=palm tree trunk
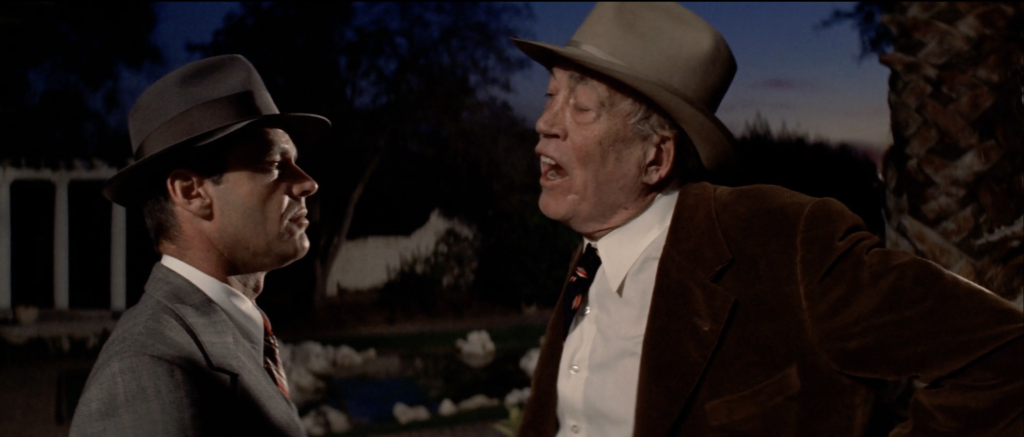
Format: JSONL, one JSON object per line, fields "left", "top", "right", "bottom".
{"left": 879, "top": 2, "right": 1023, "bottom": 306}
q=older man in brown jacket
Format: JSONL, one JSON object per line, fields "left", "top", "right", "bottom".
{"left": 513, "top": 3, "right": 1023, "bottom": 436}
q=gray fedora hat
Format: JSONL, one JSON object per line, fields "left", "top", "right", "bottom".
{"left": 103, "top": 54, "right": 331, "bottom": 206}
{"left": 512, "top": 2, "right": 737, "bottom": 171}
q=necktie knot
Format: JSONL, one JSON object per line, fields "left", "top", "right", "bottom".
{"left": 564, "top": 244, "right": 602, "bottom": 338}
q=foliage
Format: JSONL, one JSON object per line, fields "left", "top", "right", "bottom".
{"left": 189, "top": 2, "right": 536, "bottom": 242}
{"left": 0, "top": 2, "right": 161, "bottom": 164}
{"left": 721, "top": 114, "right": 886, "bottom": 237}
{"left": 192, "top": 2, "right": 544, "bottom": 300}
{"left": 493, "top": 405, "right": 523, "bottom": 437}
{"left": 378, "top": 228, "right": 479, "bottom": 318}
{"left": 192, "top": 2, "right": 581, "bottom": 313}
{"left": 817, "top": 2, "right": 897, "bottom": 59}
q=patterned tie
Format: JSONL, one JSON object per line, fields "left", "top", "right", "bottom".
{"left": 563, "top": 244, "right": 602, "bottom": 339}
{"left": 261, "top": 313, "right": 290, "bottom": 399}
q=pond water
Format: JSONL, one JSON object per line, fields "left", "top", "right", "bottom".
{"left": 301, "top": 345, "right": 532, "bottom": 431}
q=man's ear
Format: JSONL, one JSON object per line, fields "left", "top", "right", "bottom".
{"left": 166, "top": 170, "right": 213, "bottom": 219}
{"left": 642, "top": 131, "right": 676, "bottom": 186}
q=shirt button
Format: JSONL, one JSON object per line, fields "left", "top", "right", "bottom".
{"left": 569, "top": 365, "right": 580, "bottom": 374}
{"left": 584, "top": 306, "right": 591, "bottom": 315}
{"left": 571, "top": 424, "right": 580, "bottom": 433}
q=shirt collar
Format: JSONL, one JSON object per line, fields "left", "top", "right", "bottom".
{"left": 159, "top": 255, "right": 265, "bottom": 353}
{"left": 585, "top": 188, "right": 678, "bottom": 294}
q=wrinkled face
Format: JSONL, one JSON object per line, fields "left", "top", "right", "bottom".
{"left": 535, "top": 65, "right": 651, "bottom": 237}
{"left": 207, "top": 127, "right": 318, "bottom": 273}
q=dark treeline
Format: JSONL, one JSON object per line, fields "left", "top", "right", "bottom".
{"left": 722, "top": 115, "right": 885, "bottom": 238}
{"left": 1, "top": 2, "right": 161, "bottom": 165}
{"left": 183, "top": 2, "right": 581, "bottom": 321}
{"left": 2, "top": 2, "right": 884, "bottom": 324}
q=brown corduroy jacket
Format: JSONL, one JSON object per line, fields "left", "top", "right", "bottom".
{"left": 518, "top": 182, "right": 1023, "bottom": 436}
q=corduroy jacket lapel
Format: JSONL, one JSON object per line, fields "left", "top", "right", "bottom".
{"left": 633, "top": 182, "right": 735, "bottom": 435}
{"left": 519, "top": 182, "right": 735, "bottom": 436}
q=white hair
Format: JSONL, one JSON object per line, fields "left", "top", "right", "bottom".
{"left": 617, "top": 94, "right": 679, "bottom": 141}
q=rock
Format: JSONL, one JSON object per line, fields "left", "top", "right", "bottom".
{"left": 319, "top": 404, "right": 352, "bottom": 434}
{"left": 332, "top": 344, "right": 364, "bottom": 368}
{"left": 287, "top": 365, "right": 325, "bottom": 406}
{"left": 393, "top": 402, "right": 431, "bottom": 425}
{"left": 301, "top": 410, "right": 326, "bottom": 436}
{"left": 504, "top": 387, "right": 531, "bottom": 406}
{"left": 519, "top": 347, "right": 540, "bottom": 379}
{"left": 457, "top": 394, "right": 500, "bottom": 411}
{"left": 438, "top": 398, "right": 459, "bottom": 417}
{"left": 456, "top": 330, "right": 496, "bottom": 368}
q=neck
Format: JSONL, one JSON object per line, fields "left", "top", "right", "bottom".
{"left": 160, "top": 243, "right": 266, "bottom": 302}
{"left": 227, "top": 272, "right": 266, "bottom": 302}
{"left": 581, "top": 189, "right": 660, "bottom": 241}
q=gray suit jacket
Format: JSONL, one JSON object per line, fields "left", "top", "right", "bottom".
{"left": 70, "top": 263, "right": 306, "bottom": 436}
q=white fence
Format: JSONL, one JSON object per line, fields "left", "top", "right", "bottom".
{"left": 0, "top": 162, "right": 126, "bottom": 315}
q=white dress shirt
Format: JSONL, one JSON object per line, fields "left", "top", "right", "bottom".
{"left": 556, "top": 188, "right": 678, "bottom": 437}
{"left": 160, "top": 255, "right": 265, "bottom": 359}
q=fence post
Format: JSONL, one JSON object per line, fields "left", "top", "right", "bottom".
{"left": 111, "top": 204, "right": 126, "bottom": 311}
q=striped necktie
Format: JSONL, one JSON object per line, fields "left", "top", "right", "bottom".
{"left": 564, "top": 244, "right": 602, "bottom": 339}
{"left": 261, "top": 313, "right": 290, "bottom": 399}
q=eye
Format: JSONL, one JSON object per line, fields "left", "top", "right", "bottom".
{"left": 266, "top": 160, "right": 281, "bottom": 170}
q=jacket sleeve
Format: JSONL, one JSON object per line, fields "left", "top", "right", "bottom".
{"left": 69, "top": 353, "right": 232, "bottom": 437}
{"left": 795, "top": 198, "right": 1023, "bottom": 436}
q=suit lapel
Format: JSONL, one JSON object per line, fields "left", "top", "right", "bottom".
{"left": 633, "top": 182, "right": 736, "bottom": 436}
{"left": 147, "top": 264, "right": 304, "bottom": 434}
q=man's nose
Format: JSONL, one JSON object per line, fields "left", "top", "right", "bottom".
{"left": 535, "top": 101, "right": 566, "bottom": 140}
{"left": 291, "top": 164, "right": 318, "bottom": 198}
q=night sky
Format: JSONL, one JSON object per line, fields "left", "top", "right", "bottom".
{"left": 151, "top": 2, "right": 892, "bottom": 157}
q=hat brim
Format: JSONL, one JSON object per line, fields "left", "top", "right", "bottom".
{"left": 512, "top": 37, "right": 735, "bottom": 173}
{"left": 103, "top": 112, "right": 330, "bottom": 207}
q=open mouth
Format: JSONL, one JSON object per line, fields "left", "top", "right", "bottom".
{"left": 540, "top": 155, "right": 566, "bottom": 181}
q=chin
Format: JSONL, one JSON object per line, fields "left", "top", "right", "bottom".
{"left": 538, "top": 194, "right": 576, "bottom": 227}
{"left": 537, "top": 194, "right": 561, "bottom": 221}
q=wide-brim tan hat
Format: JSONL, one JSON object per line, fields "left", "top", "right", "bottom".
{"left": 103, "top": 54, "right": 331, "bottom": 207}
{"left": 512, "top": 2, "right": 737, "bottom": 171}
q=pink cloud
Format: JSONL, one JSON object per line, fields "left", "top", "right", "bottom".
{"left": 749, "top": 79, "right": 814, "bottom": 90}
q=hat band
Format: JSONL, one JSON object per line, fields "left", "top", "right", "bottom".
{"left": 136, "top": 91, "right": 279, "bottom": 159}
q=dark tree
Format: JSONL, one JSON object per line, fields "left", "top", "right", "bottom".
{"left": 817, "top": 2, "right": 897, "bottom": 59}
{"left": 722, "top": 114, "right": 886, "bottom": 238}
{"left": 191, "top": 2, "right": 576, "bottom": 319}
{"left": 0, "top": 2, "right": 162, "bottom": 165}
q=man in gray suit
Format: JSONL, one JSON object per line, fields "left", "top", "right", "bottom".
{"left": 70, "top": 55, "right": 330, "bottom": 436}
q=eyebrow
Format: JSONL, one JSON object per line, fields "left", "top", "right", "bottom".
{"left": 566, "top": 72, "right": 589, "bottom": 86}
{"left": 270, "top": 143, "right": 297, "bottom": 160}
